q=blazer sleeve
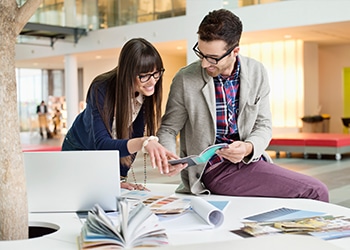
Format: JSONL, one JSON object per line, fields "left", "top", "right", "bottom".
{"left": 157, "top": 69, "right": 188, "bottom": 154}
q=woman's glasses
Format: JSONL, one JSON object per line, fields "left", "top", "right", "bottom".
{"left": 138, "top": 69, "right": 165, "bottom": 83}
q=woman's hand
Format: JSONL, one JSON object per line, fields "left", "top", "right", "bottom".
{"left": 145, "top": 140, "right": 181, "bottom": 174}
{"left": 127, "top": 136, "right": 187, "bottom": 176}
{"left": 121, "top": 181, "right": 150, "bottom": 191}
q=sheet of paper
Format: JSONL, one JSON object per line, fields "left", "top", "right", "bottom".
{"left": 158, "top": 197, "right": 226, "bottom": 232}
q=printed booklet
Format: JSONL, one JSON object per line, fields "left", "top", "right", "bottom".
{"left": 78, "top": 198, "right": 168, "bottom": 249}
{"left": 168, "top": 143, "right": 228, "bottom": 166}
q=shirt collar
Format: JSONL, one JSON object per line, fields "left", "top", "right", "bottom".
{"left": 135, "top": 93, "right": 144, "bottom": 104}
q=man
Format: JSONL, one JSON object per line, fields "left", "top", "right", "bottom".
{"left": 36, "top": 100, "right": 52, "bottom": 138}
{"left": 157, "top": 9, "right": 329, "bottom": 202}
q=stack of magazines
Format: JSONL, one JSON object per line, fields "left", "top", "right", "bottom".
{"left": 237, "top": 207, "right": 350, "bottom": 240}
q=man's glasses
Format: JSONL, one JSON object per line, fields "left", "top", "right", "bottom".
{"left": 192, "top": 42, "right": 236, "bottom": 65}
{"left": 138, "top": 69, "right": 165, "bottom": 83}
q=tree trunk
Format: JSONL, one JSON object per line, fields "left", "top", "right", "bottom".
{"left": 0, "top": 0, "right": 42, "bottom": 240}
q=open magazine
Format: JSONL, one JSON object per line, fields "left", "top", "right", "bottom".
{"left": 168, "top": 143, "right": 228, "bottom": 166}
{"left": 78, "top": 198, "right": 168, "bottom": 249}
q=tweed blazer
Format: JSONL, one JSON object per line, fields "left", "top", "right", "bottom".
{"left": 157, "top": 54, "right": 273, "bottom": 195}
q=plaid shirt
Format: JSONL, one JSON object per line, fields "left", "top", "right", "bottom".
{"left": 207, "top": 58, "right": 241, "bottom": 166}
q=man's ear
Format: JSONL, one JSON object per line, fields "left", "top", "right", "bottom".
{"left": 234, "top": 47, "right": 240, "bottom": 56}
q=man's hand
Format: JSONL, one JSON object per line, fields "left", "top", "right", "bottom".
{"left": 164, "top": 162, "right": 188, "bottom": 177}
{"left": 216, "top": 141, "right": 253, "bottom": 163}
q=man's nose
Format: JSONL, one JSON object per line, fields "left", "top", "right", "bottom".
{"left": 201, "top": 58, "right": 211, "bottom": 68}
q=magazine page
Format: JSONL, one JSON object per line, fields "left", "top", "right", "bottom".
{"left": 81, "top": 204, "right": 125, "bottom": 248}
{"left": 127, "top": 215, "right": 168, "bottom": 248}
{"left": 121, "top": 190, "right": 191, "bottom": 214}
{"left": 243, "top": 207, "right": 326, "bottom": 222}
{"left": 117, "top": 197, "right": 129, "bottom": 241}
{"left": 88, "top": 204, "right": 122, "bottom": 239}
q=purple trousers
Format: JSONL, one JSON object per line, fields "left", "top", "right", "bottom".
{"left": 202, "top": 159, "right": 329, "bottom": 202}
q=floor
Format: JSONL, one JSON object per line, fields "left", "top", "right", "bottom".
{"left": 21, "top": 131, "right": 350, "bottom": 209}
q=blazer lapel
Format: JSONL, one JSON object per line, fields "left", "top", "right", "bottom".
{"left": 201, "top": 72, "right": 216, "bottom": 132}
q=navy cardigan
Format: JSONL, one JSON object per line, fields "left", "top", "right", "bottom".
{"left": 65, "top": 71, "right": 144, "bottom": 177}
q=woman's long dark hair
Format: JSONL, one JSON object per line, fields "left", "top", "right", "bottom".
{"left": 113, "top": 38, "right": 163, "bottom": 139}
{"left": 88, "top": 38, "right": 163, "bottom": 165}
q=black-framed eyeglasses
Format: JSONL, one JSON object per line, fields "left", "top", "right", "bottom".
{"left": 138, "top": 68, "right": 165, "bottom": 83}
{"left": 192, "top": 42, "right": 236, "bottom": 65}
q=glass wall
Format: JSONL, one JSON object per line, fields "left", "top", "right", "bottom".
{"left": 16, "top": 67, "right": 85, "bottom": 133}
{"left": 17, "top": 69, "right": 45, "bottom": 132}
{"left": 17, "top": 69, "right": 66, "bottom": 133}
{"left": 17, "top": 0, "right": 282, "bottom": 31}
{"left": 17, "top": 0, "right": 283, "bottom": 32}
{"left": 23, "top": 0, "right": 186, "bottom": 30}
{"left": 238, "top": 0, "right": 280, "bottom": 6}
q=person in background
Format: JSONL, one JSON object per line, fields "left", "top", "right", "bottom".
{"left": 62, "top": 38, "right": 179, "bottom": 190}
{"left": 52, "top": 107, "right": 62, "bottom": 135}
{"left": 157, "top": 9, "right": 329, "bottom": 202}
{"left": 36, "top": 100, "right": 52, "bottom": 139}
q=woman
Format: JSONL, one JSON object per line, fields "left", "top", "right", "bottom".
{"left": 62, "top": 38, "right": 179, "bottom": 190}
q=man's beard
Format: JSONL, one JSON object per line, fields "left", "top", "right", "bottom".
{"left": 205, "top": 67, "right": 219, "bottom": 77}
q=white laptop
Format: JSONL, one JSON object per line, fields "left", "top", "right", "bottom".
{"left": 24, "top": 150, "right": 120, "bottom": 213}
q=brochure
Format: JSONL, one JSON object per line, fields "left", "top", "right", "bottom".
{"left": 168, "top": 143, "right": 228, "bottom": 166}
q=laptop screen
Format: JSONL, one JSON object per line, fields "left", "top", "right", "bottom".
{"left": 24, "top": 150, "right": 120, "bottom": 212}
